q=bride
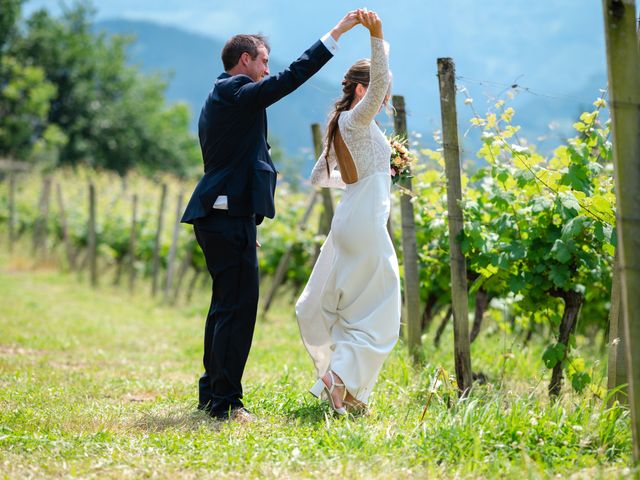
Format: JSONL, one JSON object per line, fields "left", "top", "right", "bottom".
{"left": 296, "top": 9, "right": 401, "bottom": 415}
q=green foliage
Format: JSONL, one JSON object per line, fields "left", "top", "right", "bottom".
{"left": 0, "top": 166, "right": 317, "bottom": 290}
{"left": 571, "top": 371, "right": 592, "bottom": 393}
{"left": 543, "top": 342, "right": 566, "bottom": 369}
{"left": 0, "top": 54, "right": 57, "bottom": 160}
{"left": 0, "top": 264, "right": 632, "bottom": 478}
{"left": 1, "top": 1, "right": 200, "bottom": 175}
{"left": 0, "top": 93, "right": 618, "bottom": 397}
{"left": 269, "top": 137, "right": 305, "bottom": 191}
{"left": 408, "top": 96, "right": 615, "bottom": 394}
{"left": 253, "top": 182, "right": 320, "bottom": 283}
{"left": 0, "top": 0, "right": 23, "bottom": 52}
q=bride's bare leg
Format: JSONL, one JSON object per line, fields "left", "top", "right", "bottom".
{"left": 344, "top": 392, "right": 358, "bottom": 403}
{"left": 322, "top": 371, "right": 346, "bottom": 409}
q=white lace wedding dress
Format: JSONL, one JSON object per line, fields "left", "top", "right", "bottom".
{"left": 295, "top": 37, "right": 401, "bottom": 404}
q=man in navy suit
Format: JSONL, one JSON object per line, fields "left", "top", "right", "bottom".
{"left": 181, "top": 10, "right": 363, "bottom": 421}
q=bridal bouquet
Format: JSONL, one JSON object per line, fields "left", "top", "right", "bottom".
{"left": 388, "top": 135, "right": 416, "bottom": 184}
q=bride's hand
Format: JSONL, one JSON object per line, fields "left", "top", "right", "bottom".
{"left": 330, "top": 10, "right": 362, "bottom": 41}
{"left": 358, "top": 9, "right": 383, "bottom": 39}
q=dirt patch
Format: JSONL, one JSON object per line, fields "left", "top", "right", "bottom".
{"left": 129, "top": 405, "right": 220, "bottom": 433}
{"left": 123, "top": 392, "right": 158, "bottom": 403}
{"left": 0, "top": 345, "right": 48, "bottom": 356}
{"left": 0, "top": 346, "right": 91, "bottom": 372}
{"left": 48, "top": 359, "right": 89, "bottom": 371}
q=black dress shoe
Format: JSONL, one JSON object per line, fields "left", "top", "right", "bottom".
{"left": 210, "top": 407, "right": 256, "bottom": 423}
{"left": 230, "top": 407, "right": 256, "bottom": 423}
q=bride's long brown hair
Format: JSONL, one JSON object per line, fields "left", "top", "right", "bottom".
{"left": 324, "top": 59, "right": 371, "bottom": 174}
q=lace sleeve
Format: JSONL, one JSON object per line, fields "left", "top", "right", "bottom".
{"left": 343, "top": 37, "right": 390, "bottom": 128}
{"left": 310, "top": 147, "right": 346, "bottom": 189}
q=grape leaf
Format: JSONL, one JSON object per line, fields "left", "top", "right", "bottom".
{"left": 542, "top": 343, "right": 566, "bottom": 369}
{"left": 561, "top": 217, "right": 586, "bottom": 241}
{"left": 558, "top": 192, "right": 580, "bottom": 215}
{"left": 561, "top": 164, "right": 591, "bottom": 193}
{"left": 549, "top": 264, "right": 570, "bottom": 288}
{"left": 571, "top": 371, "right": 591, "bottom": 393}
{"left": 507, "top": 274, "right": 525, "bottom": 292}
{"left": 551, "top": 239, "right": 572, "bottom": 263}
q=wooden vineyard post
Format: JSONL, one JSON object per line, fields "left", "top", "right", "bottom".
{"left": 172, "top": 245, "right": 194, "bottom": 305}
{"left": 602, "top": 0, "right": 640, "bottom": 462}
{"left": 128, "top": 194, "right": 138, "bottom": 292}
{"left": 437, "top": 58, "right": 473, "bottom": 395}
{"left": 392, "top": 95, "right": 422, "bottom": 362}
{"left": 310, "top": 123, "right": 334, "bottom": 265}
{"left": 151, "top": 184, "right": 168, "bottom": 297}
{"left": 55, "top": 183, "right": 76, "bottom": 270}
{"left": 8, "top": 174, "right": 16, "bottom": 252}
{"left": 607, "top": 250, "right": 627, "bottom": 406}
{"left": 88, "top": 183, "right": 97, "bottom": 287}
{"left": 32, "top": 176, "right": 52, "bottom": 257}
{"left": 164, "top": 193, "right": 184, "bottom": 302}
{"left": 387, "top": 193, "right": 396, "bottom": 252}
{"left": 185, "top": 268, "right": 203, "bottom": 303}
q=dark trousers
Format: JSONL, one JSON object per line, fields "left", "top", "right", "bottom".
{"left": 193, "top": 210, "right": 259, "bottom": 416}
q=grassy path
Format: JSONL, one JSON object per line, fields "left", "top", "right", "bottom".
{"left": 0, "top": 255, "right": 633, "bottom": 478}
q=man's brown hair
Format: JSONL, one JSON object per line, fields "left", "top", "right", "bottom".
{"left": 221, "top": 34, "right": 271, "bottom": 71}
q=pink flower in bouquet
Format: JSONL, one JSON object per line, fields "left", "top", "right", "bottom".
{"left": 387, "top": 135, "right": 416, "bottom": 184}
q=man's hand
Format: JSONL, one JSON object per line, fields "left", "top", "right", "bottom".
{"left": 256, "top": 239, "right": 261, "bottom": 248}
{"left": 330, "top": 10, "right": 363, "bottom": 41}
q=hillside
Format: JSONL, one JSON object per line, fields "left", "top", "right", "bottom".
{"left": 96, "top": 19, "right": 341, "bottom": 165}
{"left": 95, "top": 18, "right": 607, "bottom": 160}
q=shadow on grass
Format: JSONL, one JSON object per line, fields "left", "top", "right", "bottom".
{"left": 281, "top": 397, "right": 369, "bottom": 425}
{"left": 248, "top": 383, "right": 333, "bottom": 425}
{"left": 129, "top": 403, "right": 224, "bottom": 433}
{"left": 284, "top": 402, "right": 330, "bottom": 425}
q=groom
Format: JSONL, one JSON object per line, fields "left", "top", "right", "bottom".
{"left": 181, "top": 11, "right": 363, "bottom": 421}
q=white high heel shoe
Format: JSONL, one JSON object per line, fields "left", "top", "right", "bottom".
{"left": 310, "top": 371, "right": 347, "bottom": 416}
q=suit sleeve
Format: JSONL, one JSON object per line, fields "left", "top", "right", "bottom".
{"left": 229, "top": 40, "right": 333, "bottom": 110}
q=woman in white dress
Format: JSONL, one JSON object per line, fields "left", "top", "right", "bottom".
{"left": 296, "top": 10, "right": 401, "bottom": 415}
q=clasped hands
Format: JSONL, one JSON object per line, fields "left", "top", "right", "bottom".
{"left": 331, "top": 8, "right": 383, "bottom": 40}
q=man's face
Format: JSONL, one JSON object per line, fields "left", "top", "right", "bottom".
{"left": 245, "top": 45, "right": 270, "bottom": 82}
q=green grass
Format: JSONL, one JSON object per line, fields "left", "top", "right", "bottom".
{"left": 0, "top": 248, "right": 634, "bottom": 479}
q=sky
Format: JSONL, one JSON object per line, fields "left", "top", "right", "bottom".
{"left": 21, "top": 1, "right": 634, "bottom": 150}
{"left": 22, "top": 0, "right": 611, "bottom": 87}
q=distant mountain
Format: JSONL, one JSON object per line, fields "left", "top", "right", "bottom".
{"left": 95, "top": 19, "right": 341, "bottom": 164}
{"left": 95, "top": 18, "right": 608, "bottom": 161}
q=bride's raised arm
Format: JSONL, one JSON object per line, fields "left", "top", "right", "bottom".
{"left": 345, "top": 12, "right": 389, "bottom": 128}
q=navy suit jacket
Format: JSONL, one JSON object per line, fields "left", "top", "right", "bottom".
{"left": 181, "top": 39, "right": 333, "bottom": 225}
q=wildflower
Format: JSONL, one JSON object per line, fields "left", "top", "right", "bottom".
{"left": 511, "top": 144, "right": 529, "bottom": 153}
{"left": 593, "top": 98, "right": 607, "bottom": 108}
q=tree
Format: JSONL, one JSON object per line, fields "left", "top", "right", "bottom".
{"left": 0, "top": 55, "right": 59, "bottom": 161}
{"left": 0, "top": 0, "right": 61, "bottom": 162}
{"left": 0, "top": 0, "right": 23, "bottom": 54}
{"left": 5, "top": 2, "right": 200, "bottom": 175}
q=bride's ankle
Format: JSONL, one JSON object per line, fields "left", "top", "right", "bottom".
{"left": 322, "top": 371, "right": 346, "bottom": 406}
{"left": 344, "top": 392, "right": 357, "bottom": 403}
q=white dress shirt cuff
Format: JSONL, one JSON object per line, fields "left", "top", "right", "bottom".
{"left": 213, "top": 195, "right": 228, "bottom": 210}
{"left": 320, "top": 32, "right": 339, "bottom": 55}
